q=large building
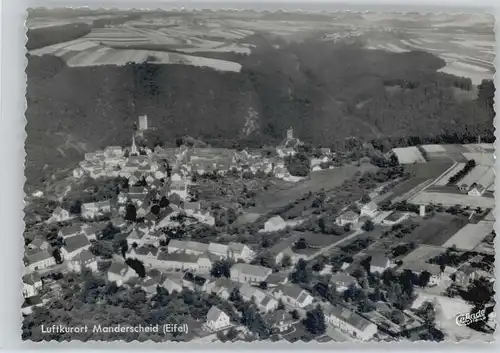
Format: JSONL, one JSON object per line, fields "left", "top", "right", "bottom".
{"left": 138, "top": 115, "right": 148, "bottom": 131}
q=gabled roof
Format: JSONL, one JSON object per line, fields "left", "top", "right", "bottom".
{"left": 107, "top": 262, "right": 128, "bottom": 275}
{"left": 231, "top": 263, "right": 272, "bottom": 278}
{"left": 361, "top": 201, "right": 378, "bottom": 212}
{"left": 266, "top": 215, "right": 285, "bottom": 226}
{"left": 208, "top": 242, "right": 228, "bottom": 255}
{"left": 133, "top": 246, "right": 159, "bottom": 257}
{"left": 23, "top": 273, "right": 42, "bottom": 285}
{"left": 323, "top": 304, "right": 374, "bottom": 331}
{"left": 59, "top": 224, "right": 82, "bottom": 237}
{"left": 24, "top": 250, "right": 53, "bottom": 265}
{"left": 338, "top": 210, "right": 359, "bottom": 221}
{"left": 278, "top": 284, "right": 312, "bottom": 304}
{"left": 63, "top": 234, "right": 90, "bottom": 254}
{"left": 158, "top": 251, "right": 198, "bottom": 263}
{"left": 72, "top": 249, "right": 96, "bottom": 264}
{"left": 207, "top": 305, "right": 228, "bottom": 323}
{"left": 228, "top": 242, "right": 248, "bottom": 255}
{"left": 168, "top": 240, "right": 209, "bottom": 253}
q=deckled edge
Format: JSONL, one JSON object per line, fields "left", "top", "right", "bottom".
{"left": 19, "top": 3, "right": 497, "bottom": 347}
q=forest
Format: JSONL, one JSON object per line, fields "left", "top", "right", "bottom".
{"left": 25, "top": 35, "right": 495, "bottom": 190}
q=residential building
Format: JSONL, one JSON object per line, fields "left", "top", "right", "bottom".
{"left": 382, "top": 211, "right": 410, "bottom": 226}
{"left": 336, "top": 211, "right": 360, "bottom": 227}
{"left": 82, "top": 225, "right": 101, "bottom": 241}
{"left": 22, "top": 295, "right": 44, "bottom": 315}
{"left": 362, "top": 251, "right": 393, "bottom": 274}
{"left": 206, "top": 306, "right": 231, "bottom": 331}
{"left": 272, "top": 284, "right": 314, "bottom": 309}
{"left": 155, "top": 251, "right": 199, "bottom": 271}
{"left": 107, "top": 262, "right": 137, "bottom": 286}
{"left": 360, "top": 201, "right": 378, "bottom": 218}
{"left": 61, "top": 234, "right": 91, "bottom": 260}
{"left": 323, "top": 304, "right": 378, "bottom": 341}
{"left": 162, "top": 277, "right": 183, "bottom": 294}
{"left": 228, "top": 242, "right": 255, "bottom": 262}
{"left": 266, "top": 309, "right": 295, "bottom": 333}
{"left": 28, "top": 237, "right": 50, "bottom": 251}
{"left": 330, "top": 273, "right": 359, "bottom": 292}
{"left": 48, "top": 207, "right": 71, "bottom": 223}
{"left": 23, "top": 273, "right": 42, "bottom": 298}
{"left": 454, "top": 266, "right": 491, "bottom": 287}
{"left": 239, "top": 283, "right": 278, "bottom": 313}
{"left": 230, "top": 263, "right": 272, "bottom": 284}
{"left": 182, "top": 272, "right": 209, "bottom": 291}
{"left": 81, "top": 200, "right": 112, "bottom": 219}
{"left": 67, "top": 250, "right": 98, "bottom": 273}
{"left": 58, "top": 224, "right": 83, "bottom": 238}
{"left": 168, "top": 240, "right": 209, "bottom": 255}
{"left": 24, "top": 250, "right": 56, "bottom": 272}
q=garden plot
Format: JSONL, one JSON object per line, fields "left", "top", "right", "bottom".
{"left": 442, "top": 221, "right": 493, "bottom": 250}
{"left": 392, "top": 146, "right": 426, "bottom": 164}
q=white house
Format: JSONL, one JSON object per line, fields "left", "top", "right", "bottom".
{"left": 61, "top": 234, "right": 91, "bottom": 260}
{"left": 336, "top": 211, "right": 360, "bottom": 227}
{"left": 168, "top": 240, "right": 209, "bottom": 255}
{"left": 162, "top": 277, "right": 183, "bottom": 294}
{"left": 228, "top": 242, "right": 255, "bottom": 262}
{"left": 107, "top": 262, "right": 137, "bottom": 286}
{"left": 272, "top": 284, "right": 314, "bottom": 309}
{"left": 206, "top": 306, "right": 231, "bottom": 332}
{"left": 81, "top": 200, "right": 112, "bottom": 219}
{"left": 263, "top": 216, "right": 286, "bottom": 232}
{"left": 323, "top": 304, "right": 378, "bottom": 341}
{"left": 48, "top": 207, "right": 71, "bottom": 223}
{"left": 22, "top": 273, "right": 42, "bottom": 298}
{"left": 24, "top": 250, "right": 56, "bottom": 272}
{"left": 330, "top": 274, "right": 359, "bottom": 292}
{"left": 360, "top": 202, "right": 378, "bottom": 218}
{"left": 67, "top": 250, "right": 98, "bottom": 273}
{"left": 169, "top": 179, "right": 188, "bottom": 201}
{"left": 230, "top": 263, "right": 272, "bottom": 284}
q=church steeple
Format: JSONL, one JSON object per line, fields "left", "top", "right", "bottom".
{"left": 131, "top": 134, "right": 138, "bottom": 156}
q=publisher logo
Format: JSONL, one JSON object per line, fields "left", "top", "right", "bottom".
{"left": 456, "top": 309, "right": 487, "bottom": 326}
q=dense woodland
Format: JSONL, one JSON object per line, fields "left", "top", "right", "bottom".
{"left": 25, "top": 32, "right": 495, "bottom": 190}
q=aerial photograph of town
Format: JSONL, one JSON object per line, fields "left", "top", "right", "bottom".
{"left": 22, "top": 4, "right": 495, "bottom": 343}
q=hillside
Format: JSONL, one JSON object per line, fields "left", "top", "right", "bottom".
{"left": 25, "top": 38, "right": 494, "bottom": 191}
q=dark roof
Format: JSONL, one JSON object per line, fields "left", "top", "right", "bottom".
{"left": 134, "top": 246, "right": 159, "bottom": 256}
{"left": 108, "top": 262, "right": 128, "bottom": 275}
{"left": 63, "top": 234, "right": 90, "bottom": 253}
{"left": 24, "top": 250, "right": 53, "bottom": 265}
{"left": 59, "top": 224, "right": 82, "bottom": 236}
{"left": 22, "top": 295, "right": 42, "bottom": 308}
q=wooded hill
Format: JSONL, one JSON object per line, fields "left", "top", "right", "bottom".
{"left": 25, "top": 38, "right": 495, "bottom": 190}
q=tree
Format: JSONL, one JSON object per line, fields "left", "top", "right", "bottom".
{"left": 362, "top": 219, "right": 375, "bottom": 232}
{"left": 125, "top": 258, "right": 146, "bottom": 278}
{"left": 210, "top": 260, "right": 232, "bottom": 278}
{"left": 290, "top": 259, "right": 311, "bottom": 284}
{"left": 159, "top": 196, "right": 170, "bottom": 208}
{"left": 302, "top": 305, "right": 326, "bottom": 335}
{"left": 125, "top": 204, "right": 137, "bottom": 222}
{"left": 69, "top": 200, "right": 82, "bottom": 214}
{"left": 52, "top": 248, "right": 63, "bottom": 264}
{"left": 281, "top": 255, "right": 292, "bottom": 268}
{"left": 390, "top": 309, "right": 405, "bottom": 325}
{"left": 418, "top": 271, "right": 431, "bottom": 287}
{"left": 294, "top": 238, "right": 307, "bottom": 250}
{"left": 361, "top": 194, "right": 372, "bottom": 204}
{"left": 151, "top": 204, "right": 160, "bottom": 215}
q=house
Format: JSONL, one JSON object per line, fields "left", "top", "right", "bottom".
{"left": 323, "top": 304, "right": 378, "bottom": 341}
{"left": 228, "top": 242, "right": 255, "bottom": 262}
{"left": 454, "top": 266, "right": 491, "bottom": 287}
{"left": 162, "top": 277, "right": 183, "bottom": 294}
{"left": 206, "top": 279, "right": 240, "bottom": 300}
{"left": 206, "top": 306, "right": 231, "bottom": 331}
{"left": 107, "top": 262, "right": 137, "bottom": 286}
{"left": 330, "top": 274, "right": 359, "bottom": 292}
{"left": 183, "top": 201, "right": 201, "bottom": 215}
{"left": 208, "top": 243, "right": 229, "bottom": 258}
{"left": 336, "top": 211, "right": 360, "bottom": 227}
{"left": 266, "top": 272, "right": 290, "bottom": 288}
{"left": 21, "top": 295, "right": 44, "bottom": 315}
{"left": 127, "top": 246, "right": 159, "bottom": 266}
{"left": 67, "top": 250, "right": 98, "bottom": 273}
{"left": 24, "top": 250, "right": 56, "bottom": 272}
{"left": 468, "top": 183, "right": 486, "bottom": 196}
{"left": 266, "top": 309, "right": 294, "bottom": 333}
{"left": 82, "top": 225, "right": 101, "bottom": 241}
{"left": 111, "top": 217, "right": 128, "bottom": 231}
{"left": 360, "top": 201, "right": 378, "bottom": 218}
{"left": 58, "top": 224, "right": 83, "bottom": 238}
{"left": 81, "top": 200, "right": 112, "bottom": 219}
{"left": 168, "top": 240, "right": 209, "bottom": 255}
{"left": 61, "top": 234, "right": 91, "bottom": 260}
{"left": 23, "top": 273, "right": 42, "bottom": 298}
{"left": 239, "top": 283, "right": 278, "bottom": 313}
{"left": 230, "top": 263, "right": 272, "bottom": 284}
{"left": 155, "top": 251, "right": 199, "bottom": 271}
{"left": 400, "top": 263, "right": 447, "bottom": 286}
{"left": 320, "top": 148, "right": 332, "bottom": 155}
{"left": 362, "top": 251, "right": 393, "bottom": 274}
{"left": 28, "top": 237, "right": 50, "bottom": 251}
{"left": 48, "top": 207, "right": 71, "bottom": 223}
{"left": 264, "top": 216, "right": 286, "bottom": 232}
{"left": 272, "top": 284, "right": 314, "bottom": 309}
{"left": 169, "top": 179, "right": 188, "bottom": 200}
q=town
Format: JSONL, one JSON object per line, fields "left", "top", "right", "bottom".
{"left": 22, "top": 114, "right": 495, "bottom": 342}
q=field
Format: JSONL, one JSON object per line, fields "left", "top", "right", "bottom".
{"left": 403, "top": 214, "right": 468, "bottom": 246}
{"left": 442, "top": 221, "right": 493, "bottom": 250}
{"left": 250, "top": 164, "right": 376, "bottom": 213}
